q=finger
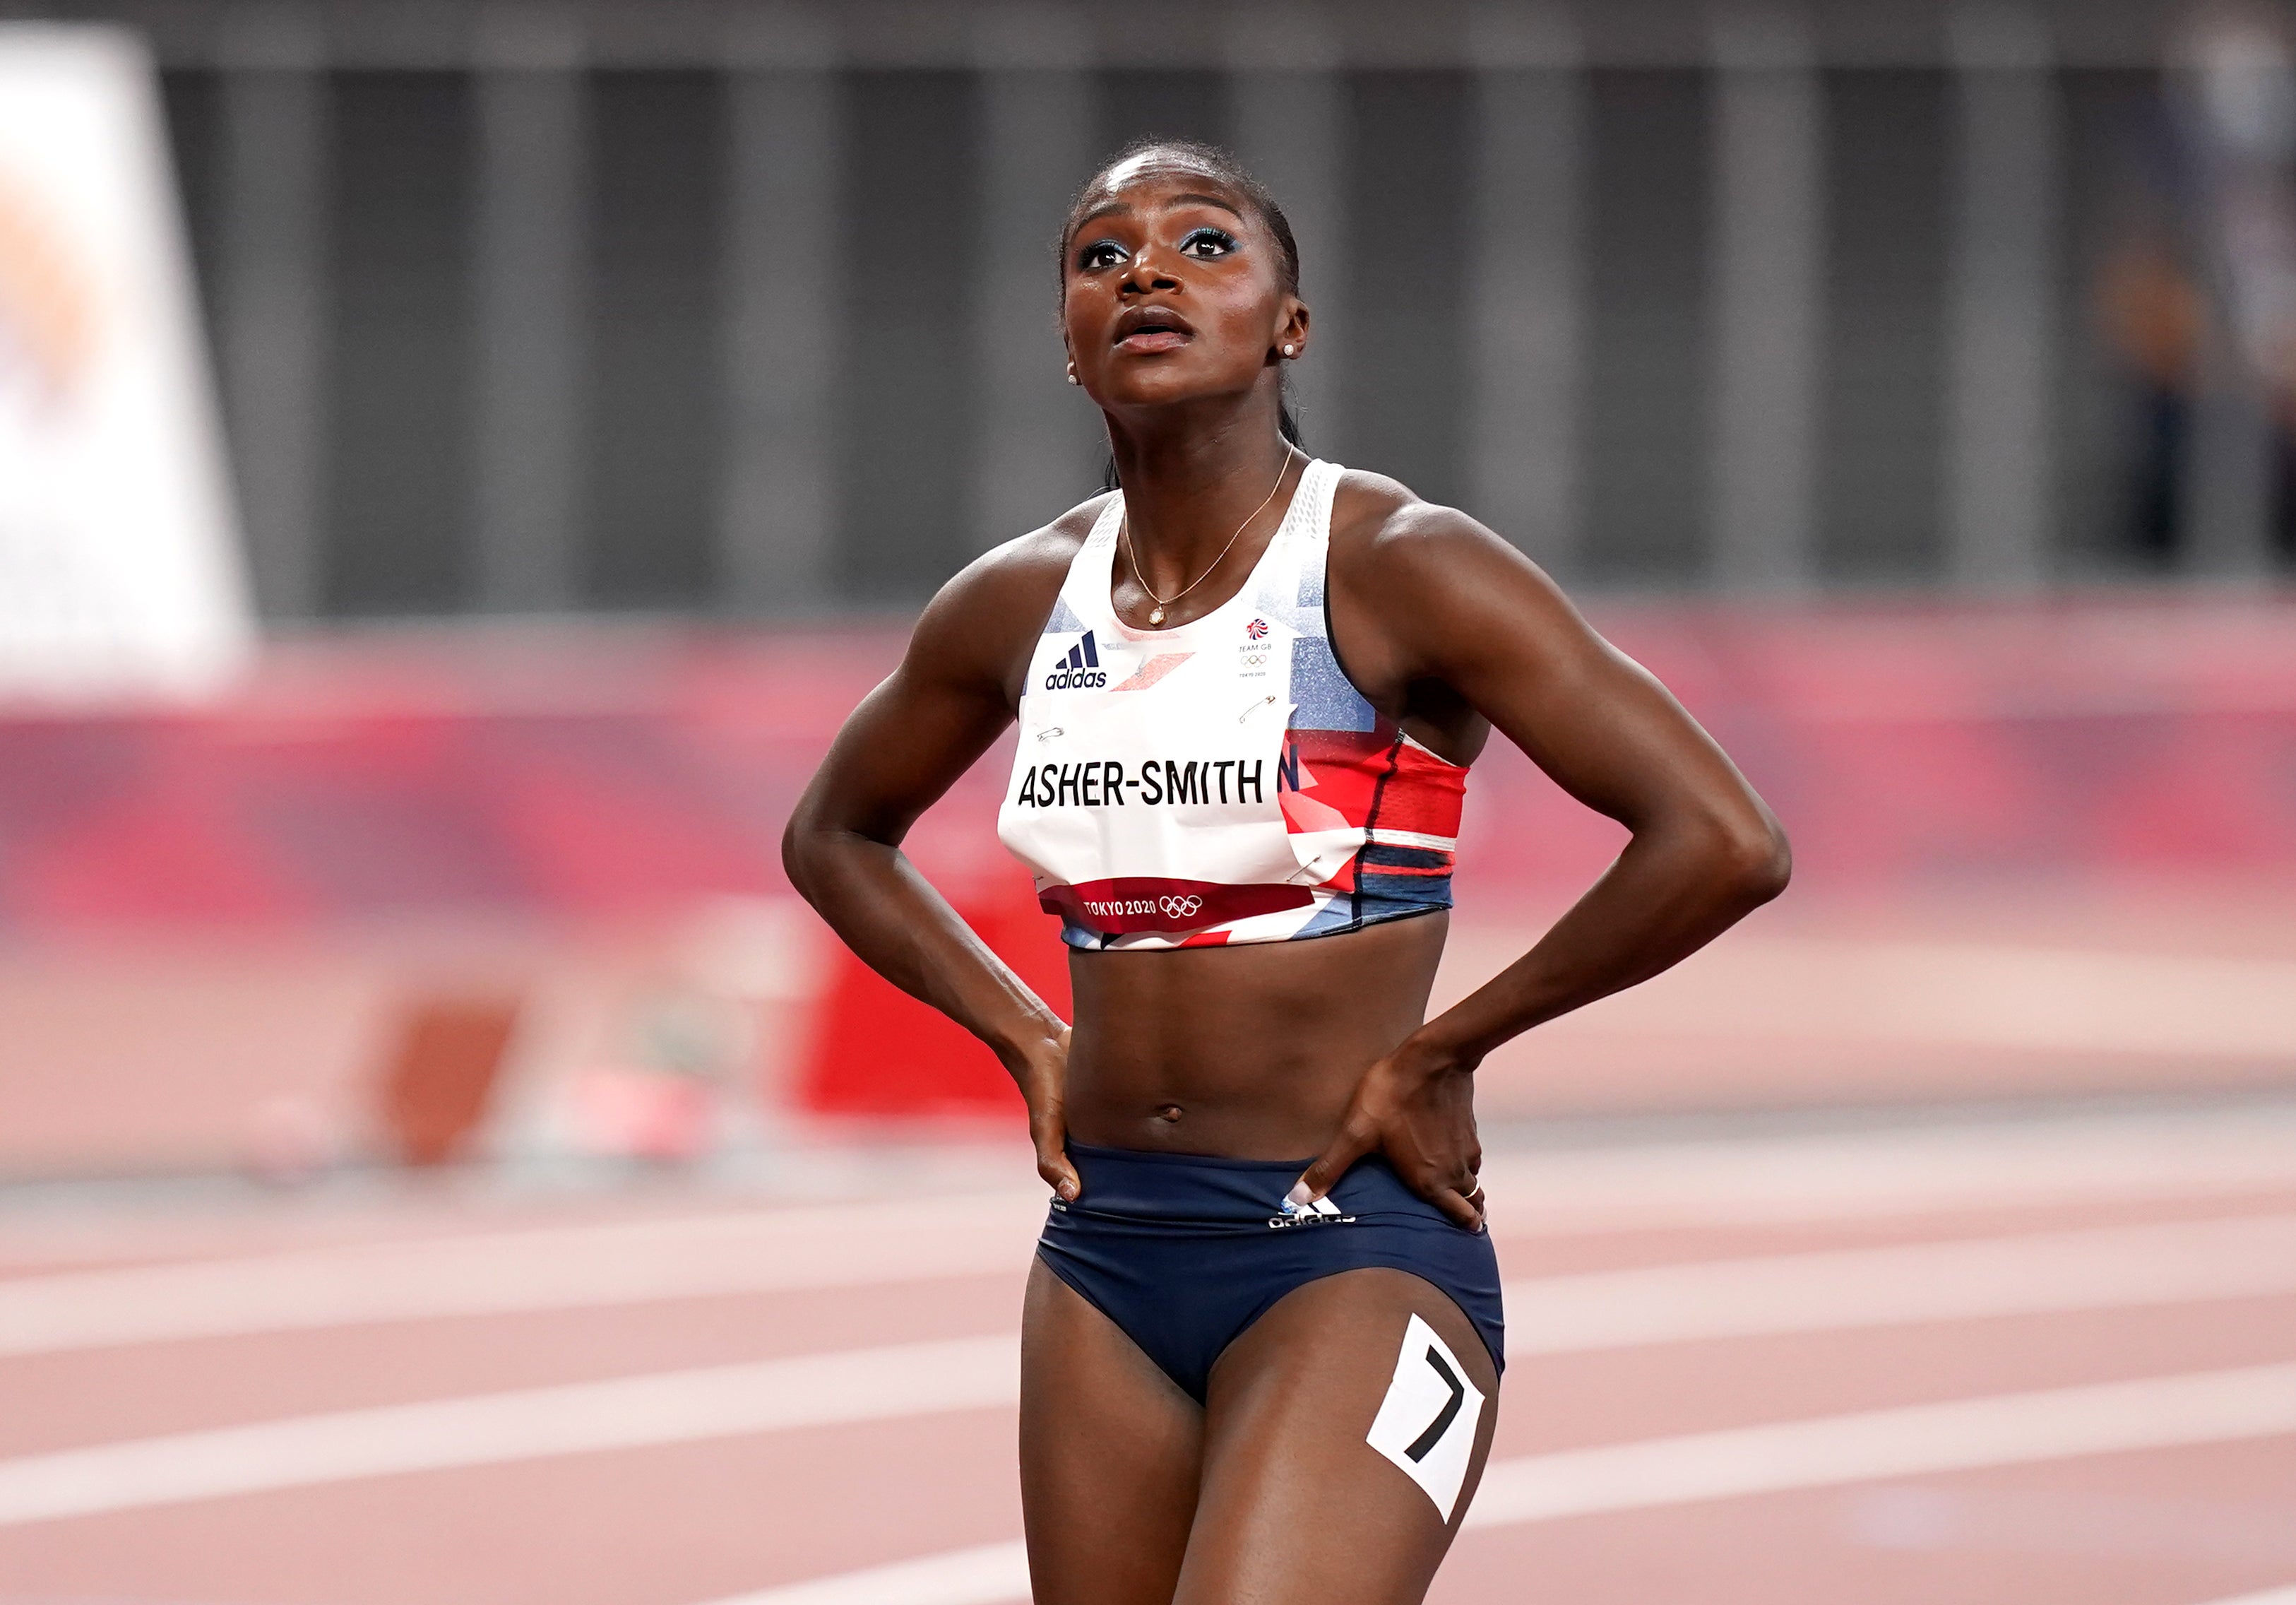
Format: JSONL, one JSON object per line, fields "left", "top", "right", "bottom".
{"left": 1432, "top": 1185, "right": 1484, "bottom": 1231}
{"left": 1030, "top": 1108, "right": 1079, "bottom": 1202}
{"left": 1289, "top": 1119, "right": 1377, "bottom": 1207}
{"left": 1037, "top": 1149, "right": 1080, "bottom": 1202}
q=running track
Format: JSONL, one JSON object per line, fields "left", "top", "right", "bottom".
{"left": 1, "top": 1103, "right": 2292, "bottom": 1604}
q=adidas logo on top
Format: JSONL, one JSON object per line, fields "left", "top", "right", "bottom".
{"left": 1043, "top": 630, "right": 1107, "bottom": 690}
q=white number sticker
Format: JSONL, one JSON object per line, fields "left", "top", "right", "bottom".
{"left": 1365, "top": 1313, "right": 1486, "bottom": 1521}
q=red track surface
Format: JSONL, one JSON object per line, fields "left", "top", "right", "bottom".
{"left": 2, "top": 601, "right": 2292, "bottom": 1598}
{"left": 1, "top": 1104, "right": 2292, "bottom": 1605}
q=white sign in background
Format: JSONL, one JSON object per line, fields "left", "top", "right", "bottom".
{"left": 0, "top": 24, "right": 250, "bottom": 704}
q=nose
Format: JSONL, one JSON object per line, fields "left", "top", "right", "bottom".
{"left": 1119, "top": 244, "right": 1182, "bottom": 297}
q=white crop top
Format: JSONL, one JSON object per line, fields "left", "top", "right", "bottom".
{"left": 996, "top": 458, "right": 1469, "bottom": 951}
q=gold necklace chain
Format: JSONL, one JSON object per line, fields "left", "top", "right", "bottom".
{"left": 1120, "top": 449, "right": 1297, "bottom": 627}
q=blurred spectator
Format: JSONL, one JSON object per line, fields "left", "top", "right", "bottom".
{"left": 2097, "top": 230, "right": 2204, "bottom": 560}
{"left": 2171, "top": 4, "right": 2296, "bottom": 561}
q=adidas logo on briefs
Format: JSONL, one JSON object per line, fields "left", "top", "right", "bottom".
{"left": 1269, "top": 1194, "right": 1355, "bottom": 1229}
{"left": 1043, "top": 631, "right": 1107, "bottom": 690}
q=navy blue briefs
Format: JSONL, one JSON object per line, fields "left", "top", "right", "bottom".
{"left": 1035, "top": 1141, "right": 1505, "bottom": 1404}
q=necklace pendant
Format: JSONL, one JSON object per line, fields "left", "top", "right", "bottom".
{"left": 1147, "top": 605, "right": 1165, "bottom": 626}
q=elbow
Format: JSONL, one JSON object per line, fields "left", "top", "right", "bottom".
{"left": 780, "top": 810, "right": 826, "bottom": 908}
{"left": 1715, "top": 810, "right": 1792, "bottom": 908}
{"left": 781, "top": 802, "right": 889, "bottom": 911}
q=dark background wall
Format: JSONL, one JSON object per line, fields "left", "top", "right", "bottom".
{"left": 90, "top": 0, "right": 2278, "bottom": 615}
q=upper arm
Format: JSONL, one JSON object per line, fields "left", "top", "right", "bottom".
{"left": 787, "top": 528, "right": 1077, "bottom": 852}
{"left": 1337, "top": 499, "right": 1780, "bottom": 845}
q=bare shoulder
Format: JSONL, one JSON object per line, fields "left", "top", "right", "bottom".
{"left": 1327, "top": 469, "right": 1554, "bottom": 608}
{"left": 1323, "top": 467, "right": 1603, "bottom": 696}
{"left": 936, "top": 493, "right": 1106, "bottom": 620}
{"left": 907, "top": 493, "right": 1110, "bottom": 699}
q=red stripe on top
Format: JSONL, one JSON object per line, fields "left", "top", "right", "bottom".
{"left": 1039, "top": 877, "right": 1314, "bottom": 936}
{"left": 1284, "top": 728, "right": 1466, "bottom": 839}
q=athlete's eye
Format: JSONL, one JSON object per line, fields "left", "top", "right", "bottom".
{"left": 1178, "top": 227, "right": 1237, "bottom": 259}
{"left": 1076, "top": 239, "right": 1129, "bottom": 272}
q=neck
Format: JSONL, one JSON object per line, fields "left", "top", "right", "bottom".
{"left": 1102, "top": 389, "right": 1297, "bottom": 588}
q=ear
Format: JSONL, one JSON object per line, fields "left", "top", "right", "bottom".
{"left": 1271, "top": 298, "right": 1311, "bottom": 362}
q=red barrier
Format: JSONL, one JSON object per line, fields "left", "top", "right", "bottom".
{"left": 797, "top": 875, "right": 1071, "bottom": 1117}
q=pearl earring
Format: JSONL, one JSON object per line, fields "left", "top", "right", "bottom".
{"left": 1066, "top": 369, "right": 1081, "bottom": 385}
{"left": 1283, "top": 345, "right": 1296, "bottom": 357}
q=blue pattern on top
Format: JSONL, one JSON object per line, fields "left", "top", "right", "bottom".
{"left": 1042, "top": 596, "right": 1087, "bottom": 636}
{"left": 1287, "top": 637, "right": 1377, "bottom": 733}
{"left": 1294, "top": 560, "right": 1324, "bottom": 612}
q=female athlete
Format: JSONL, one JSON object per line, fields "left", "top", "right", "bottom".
{"left": 783, "top": 139, "right": 1790, "bottom": 1604}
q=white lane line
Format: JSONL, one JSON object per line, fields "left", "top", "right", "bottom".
{"left": 4, "top": 1212, "right": 2292, "bottom": 1531}
{"left": 9, "top": 1103, "right": 2296, "bottom": 1359}
{"left": 0, "top": 1332, "right": 1018, "bottom": 1529}
{"left": 0, "top": 1192, "right": 1048, "bottom": 1360}
{"left": 700, "top": 1543, "right": 1031, "bottom": 1605}
{"left": 1513, "top": 1212, "right": 2296, "bottom": 1354}
{"left": 706, "top": 1363, "right": 2296, "bottom": 1605}
{"left": 1475, "top": 1106, "right": 2296, "bottom": 1232}
{"left": 1463, "top": 1361, "right": 2296, "bottom": 1524}
{"left": 8, "top": 1205, "right": 2283, "bottom": 1371}
{"left": 2197, "top": 1589, "right": 2296, "bottom": 1605}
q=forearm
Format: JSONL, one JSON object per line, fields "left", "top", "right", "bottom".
{"left": 1413, "top": 812, "right": 1789, "bottom": 1069}
{"left": 785, "top": 827, "right": 1066, "bottom": 1067}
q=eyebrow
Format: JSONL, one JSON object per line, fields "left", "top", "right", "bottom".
{"left": 1070, "top": 190, "right": 1248, "bottom": 238}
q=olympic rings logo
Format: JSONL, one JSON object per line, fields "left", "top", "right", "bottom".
{"left": 1158, "top": 894, "right": 1204, "bottom": 919}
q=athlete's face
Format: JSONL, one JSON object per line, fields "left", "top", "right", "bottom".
{"left": 1059, "top": 160, "right": 1308, "bottom": 415}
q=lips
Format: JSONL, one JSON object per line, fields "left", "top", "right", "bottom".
{"left": 1114, "top": 304, "right": 1195, "bottom": 352}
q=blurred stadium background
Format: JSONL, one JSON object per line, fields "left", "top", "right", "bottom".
{"left": 0, "top": 2, "right": 2291, "bottom": 1602}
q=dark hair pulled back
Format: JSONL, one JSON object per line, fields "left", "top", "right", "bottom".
{"left": 1059, "top": 136, "right": 1304, "bottom": 490}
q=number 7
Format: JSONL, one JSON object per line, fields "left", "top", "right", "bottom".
{"left": 1404, "top": 1344, "right": 1466, "bottom": 1462}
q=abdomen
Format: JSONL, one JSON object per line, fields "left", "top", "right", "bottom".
{"left": 1060, "top": 911, "right": 1450, "bottom": 1159}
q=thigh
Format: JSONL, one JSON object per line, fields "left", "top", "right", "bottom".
{"left": 1176, "top": 1267, "right": 1501, "bottom": 1605}
{"left": 1020, "top": 1256, "right": 1204, "bottom": 1605}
